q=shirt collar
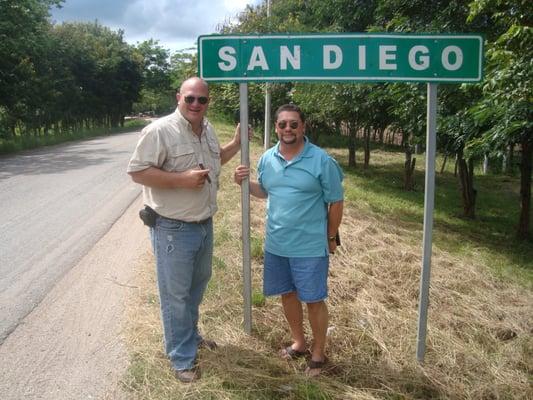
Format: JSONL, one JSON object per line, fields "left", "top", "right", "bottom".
{"left": 174, "top": 107, "right": 208, "bottom": 135}
{"left": 274, "top": 136, "right": 312, "bottom": 161}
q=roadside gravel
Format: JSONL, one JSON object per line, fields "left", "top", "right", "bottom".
{"left": 0, "top": 195, "right": 149, "bottom": 400}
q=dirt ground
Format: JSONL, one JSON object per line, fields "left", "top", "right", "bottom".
{"left": 0, "top": 196, "right": 149, "bottom": 400}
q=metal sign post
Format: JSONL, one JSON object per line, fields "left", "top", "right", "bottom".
{"left": 417, "top": 83, "right": 438, "bottom": 362}
{"left": 264, "top": 86, "right": 271, "bottom": 150}
{"left": 239, "top": 83, "right": 252, "bottom": 334}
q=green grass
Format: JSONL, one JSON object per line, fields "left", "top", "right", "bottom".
{"left": 0, "top": 119, "right": 148, "bottom": 155}
{"left": 332, "top": 147, "right": 532, "bottom": 286}
{"left": 251, "top": 234, "right": 264, "bottom": 260}
{"left": 251, "top": 291, "right": 266, "bottom": 307}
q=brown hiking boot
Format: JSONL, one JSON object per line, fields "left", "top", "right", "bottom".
{"left": 175, "top": 368, "right": 200, "bottom": 383}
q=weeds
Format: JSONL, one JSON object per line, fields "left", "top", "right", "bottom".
{"left": 123, "top": 120, "right": 532, "bottom": 400}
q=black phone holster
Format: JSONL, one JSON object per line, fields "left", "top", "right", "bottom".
{"left": 139, "top": 205, "right": 157, "bottom": 227}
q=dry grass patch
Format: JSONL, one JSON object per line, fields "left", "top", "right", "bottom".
{"left": 123, "top": 124, "right": 532, "bottom": 399}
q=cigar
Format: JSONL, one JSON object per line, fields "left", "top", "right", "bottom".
{"left": 199, "top": 163, "right": 211, "bottom": 183}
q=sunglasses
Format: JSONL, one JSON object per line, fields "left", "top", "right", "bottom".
{"left": 183, "top": 95, "right": 209, "bottom": 105}
{"left": 277, "top": 120, "right": 300, "bottom": 129}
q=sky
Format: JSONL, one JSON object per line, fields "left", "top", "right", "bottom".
{"left": 49, "top": 0, "right": 263, "bottom": 53}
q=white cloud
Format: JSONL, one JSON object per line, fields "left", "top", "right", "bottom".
{"left": 50, "top": 0, "right": 262, "bottom": 52}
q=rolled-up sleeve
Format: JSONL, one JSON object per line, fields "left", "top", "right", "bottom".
{"left": 126, "top": 128, "right": 166, "bottom": 173}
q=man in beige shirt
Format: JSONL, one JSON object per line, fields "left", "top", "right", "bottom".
{"left": 127, "top": 77, "right": 244, "bottom": 383}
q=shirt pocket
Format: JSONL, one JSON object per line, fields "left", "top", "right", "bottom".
{"left": 163, "top": 144, "right": 197, "bottom": 172}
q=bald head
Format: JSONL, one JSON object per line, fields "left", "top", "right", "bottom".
{"left": 176, "top": 77, "right": 210, "bottom": 131}
{"left": 179, "top": 77, "right": 209, "bottom": 96}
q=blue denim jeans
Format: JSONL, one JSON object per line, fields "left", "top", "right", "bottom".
{"left": 150, "top": 216, "right": 213, "bottom": 371}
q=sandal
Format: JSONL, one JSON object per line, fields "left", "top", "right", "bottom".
{"left": 305, "top": 357, "right": 328, "bottom": 377}
{"left": 280, "top": 345, "right": 309, "bottom": 360}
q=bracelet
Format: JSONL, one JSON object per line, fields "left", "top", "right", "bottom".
{"left": 328, "top": 236, "right": 336, "bottom": 241}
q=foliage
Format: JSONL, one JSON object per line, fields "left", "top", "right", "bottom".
{"left": 467, "top": 0, "right": 533, "bottom": 238}
{"left": 0, "top": 0, "right": 63, "bottom": 137}
{"left": 54, "top": 22, "right": 143, "bottom": 125}
{"left": 132, "top": 39, "right": 175, "bottom": 115}
{"left": 0, "top": 1, "right": 143, "bottom": 140}
{"left": 170, "top": 48, "right": 197, "bottom": 89}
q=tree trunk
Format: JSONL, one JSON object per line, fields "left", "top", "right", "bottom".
{"left": 483, "top": 154, "right": 489, "bottom": 175}
{"left": 458, "top": 152, "right": 476, "bottom": 219}
{"left": 507, "top": 143, "right": 514, "bottom": 175}
{"left": 502, "top": 151, "right": 507, "bottom": 174}
{"left": 404, "top": 146, "right": 416, "bottom": 190}
{"left": 440, "top": 153, "right": 448, "bottom": 174}
{"left": 348, "top": 122, "right": 356, "bottom": 168}
{"left": 517, "top": 137, "right": 532, "bottom": 239}
{"left": 363, "top": 126, "right": 370, "bottom": 169}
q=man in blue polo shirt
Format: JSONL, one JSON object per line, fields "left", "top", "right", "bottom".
{"left": 234, "top": 104, "right": 344, "bottom": 377}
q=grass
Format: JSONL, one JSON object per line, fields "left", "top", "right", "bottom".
{"left": 329, "top": 147, "right": 533, "bottom": 284}
{"left": 123, "top": 119, "right": 532, "bottom": 399}
{"left": 0, "top": 119, "right": 148, "bottom": 155}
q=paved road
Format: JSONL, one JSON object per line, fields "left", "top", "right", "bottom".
{"left": 0, "top": 131, "right": 142, "bottom": 342}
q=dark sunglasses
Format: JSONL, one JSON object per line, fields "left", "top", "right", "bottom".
{"left": 277, "top": 120, "right": 299, "bottom": 129}
{"left": 183, "top": 95, "right": 209, "bottom": 105}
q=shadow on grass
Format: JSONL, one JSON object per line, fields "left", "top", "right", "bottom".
{"left": 197, "top": 343, "right": 442, "bottom": 400}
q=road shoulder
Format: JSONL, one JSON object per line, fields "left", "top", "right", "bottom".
{"left": 0, "top": 196, "right": 149, "bottom": 400}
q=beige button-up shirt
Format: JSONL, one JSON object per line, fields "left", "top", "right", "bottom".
{"left": 127, "top": 108, "right": 221, "bottom": 221}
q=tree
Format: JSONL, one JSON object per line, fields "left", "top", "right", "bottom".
{"left": 170, "top": 48, "right": 197, "bottom": 89}
{"left": 0, "top": 0, "right": 63, "bottom": 137}
{"left": 133, "top": 39, "right": 175, "bottom": 115}
{"left": 386, "top": 83, "right": 426, "bottom": 190}
{"left": 52, "top": 22, "right": 143, "bottom": 128}
{"left": 468, "top": 0, "right": 533, "bottom": 239}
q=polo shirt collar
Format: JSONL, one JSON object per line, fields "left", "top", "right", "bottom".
{"left": 274, "top": 136, "right": 313, "bottom": 162}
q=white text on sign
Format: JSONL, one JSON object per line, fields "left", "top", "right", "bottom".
{"left": 218, "top": 45, "right": 464, "bottom": 72}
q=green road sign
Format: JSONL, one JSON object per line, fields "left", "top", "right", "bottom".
{"left": 198, "top": 33, "right": 483, "bottom": 83}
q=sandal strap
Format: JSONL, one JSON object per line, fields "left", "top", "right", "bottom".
{"left": 281, "top": 346, "right": 309, "bottom": 359}
{"left": 307, "top": 358, "right": 327, "bottom": 369}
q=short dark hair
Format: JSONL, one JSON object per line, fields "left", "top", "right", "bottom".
{"left": 274, "top": 104, "right": 305, "bottom": 123}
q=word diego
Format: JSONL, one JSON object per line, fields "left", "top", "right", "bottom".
{"left": 198, "top": 34, "right": 483, "bottom": 83}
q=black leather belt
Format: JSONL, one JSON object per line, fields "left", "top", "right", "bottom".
{"left": 187, "top": 217, "right": 211, "bottom": 224}
{"left": 159, "top": 215, "right": 211, "bottom": 224}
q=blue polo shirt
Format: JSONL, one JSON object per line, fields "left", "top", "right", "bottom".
{"left": 257, "top": 137, "right": 344, "bottom": 257}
